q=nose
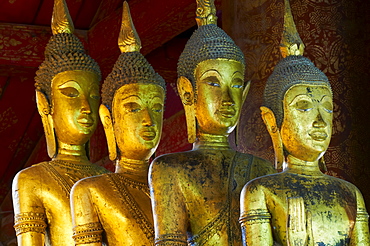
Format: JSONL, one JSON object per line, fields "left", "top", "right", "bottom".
{"left": 221, "top": 88, "right": 235, "bottom": 107}
{"left": 313, "top": 110, "right": 327, "bottom": 128}
{"left": 81, "top": 97, "right": 91, "bottom": 114}
{"left": 142, "top": 108, "right": 155, "bottom": 127}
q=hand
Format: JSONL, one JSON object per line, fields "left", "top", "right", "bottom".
{"left": 287, "top": 197, "right": 307, "bottom": 246}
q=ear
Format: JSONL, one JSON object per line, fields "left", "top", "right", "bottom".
{"left": 242, "top": 80, "right": 251, "bottom": 107}
{"left": 234, "top": 81, "right": 251, "bottom": 147}
{"left": 99, "top": 104, "right": 117, "bottom": 161}
{"left": 260, "top": 106, "right": 284, "bottom": 170}
{"left": 177, "top": 76, "right": 194, "bottom": 106}
{"left": 177, "top": 76, "right": 196, "bottom": 143}
{"left": 318, "top": 156, "right": 327, "bottom": 173}
{"left": 36, "top": 90, "right": 56, "bottom": 158}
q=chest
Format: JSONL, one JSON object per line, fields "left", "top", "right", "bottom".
{"left": 265, "top": 179, "right": 357, "bottom": 245}
{"left": 91, "top": 176, "right": 154, "bottom": 243}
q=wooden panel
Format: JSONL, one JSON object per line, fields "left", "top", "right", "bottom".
{"left": 0, "top": 0, "right": 42, "bottom": 24}
{"left": 87, "top": 0, "right": 197, "bottom": 77}
{"left": 0, "top": 23, "right": 87, "bottom": 72}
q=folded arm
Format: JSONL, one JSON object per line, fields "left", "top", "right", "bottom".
{"left": 149, "top": 159, "right": 188, "bottom": 246}
{"left": 350, "top": 188, "right": 370, "bottom": 246}
{"left": 240, "top": 182, "right": 273, "bottom": 246}
{"left": 70, "top": 178, "right": 103, "bottom": 246}
{"left": 12, "top": 169, "right": 46, "bottom": 246}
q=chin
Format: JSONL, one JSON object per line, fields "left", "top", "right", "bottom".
{"left": 133, "top": 147, "right": 156, "bottom": 160}
{"left": 140, "top": 139, "right": 158, "bottom": 150}
{"left": 76, "top": 131, "right": 94, "bottom": 139}
{"left": 310, "top": 143, "right": 329, "bottom": 153}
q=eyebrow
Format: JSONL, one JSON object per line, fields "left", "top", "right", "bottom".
{"left": 201, "top": 76, "right": 219, "bottom": 82}
{"left": 289, "top": 94, "right": 312, "bottom": 105}
{"left": 233, "top": 71, "right": 243, "bottom": 76}
{"left": 89, "top": 83, "right": 99, "bottom": 90}
{"left": 320, "top": 95, "right": 332, "bottom": 101}
{"left": 121, "top": 95, "right": 141, "bottom": 101}
{"left": 58, "top": 80, "right": 80, "bottom": 89}
{"left": 200, "top": 69, "right": 221, "bottom": 78}
{"left": 151, "top": 95, "right": 164, "bottom": 102}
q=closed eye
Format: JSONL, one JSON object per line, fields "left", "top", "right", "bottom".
{"left": 322, "top": 101, "right": 333, "bottom": 113}
{"left": 232, "top": 84, "right": 243, "bottom": 89}
{"left": 60, "top": 87, "right": 79, "bottom": 97}
{"left": 90, "top": 90, "right": 100, "bottom": 100}
{"left": 231, "top": 78, "right": 244, "bottom": 89}
{"left": 91, "top": 95, "right": 100, "bottom": 100}
{"left": 203, "top": 76, "right": 220, "bottom": 87}
{"left": 295, "top": 100, "right": 313, "bottom": 112}
{"left": 321, "top": 96, "right": 333, "bottom": 113}
{"left": 208, "top": 82, "right": 220, "bottom": 87}
{"left": 124, "top": 102, "right": 141, "bottom": 112}
{"left": 152, "top": 103, "right": 163, "bottom": 113}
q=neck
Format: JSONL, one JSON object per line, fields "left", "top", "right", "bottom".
{"left": 193, "top": 132, "right": 231, "bottom": 150}
{"left": 284, "top": 155, "right": 323, "bottom": 176}
{"left": 53, "top": 141, "right": 90, "bottom": 164}
{"left": 115, "top": 157, "right": 149, "bottom": 183}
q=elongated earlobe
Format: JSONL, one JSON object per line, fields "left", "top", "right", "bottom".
{"left": 260, "top": 106, "right": 284, "bottom": 170}
{"left": 99, "top": 104, "right": 117, "bottom": 161}
{"left": 177, "top": 76, "right": 196, "bottom": 143}
{"left": 36, "top": 90, "right": 57, "bottom": 158}
{"left": 318, "top": 156, "right": 327, "bottom": 173}
{"left": 234, "top": 81, "right": 251, "bottom": 147}
{"left": 242, "top": 80, "right": 251, "bottom": 107}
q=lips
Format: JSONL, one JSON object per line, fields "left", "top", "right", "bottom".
{"left": 218, "top": 109, "right": 236, "bottom": 118}
{"left": 309, "top": 131, "right": 328, "bottom": 141}
{"left": 77, "top": 117, "right": 94, "bottom": 127}
{"left": 140, "top": 130, "right": 156, "bottom": 141}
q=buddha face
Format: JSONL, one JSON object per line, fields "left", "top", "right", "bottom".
{"left": 51, "top": 70, "right": 100, "bottom": 145}
{"left": 194, "top": 59, "right": 245, "bottom": 135}
{"left": 280, "top": 84, "right": 333, "bottom": 162}
{"left": 112, "top": 83, "right": 165, "bottom": 160}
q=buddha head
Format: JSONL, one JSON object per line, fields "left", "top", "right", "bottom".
{"left": 261, "top": 0, "right": 333, "bottom": 169}
{"left": 99, "top": 2, "right": 166, "bottom": 162}
{"left": 177, "top": 0, "right": 249, "bottom": 143}
{"left": 262, "top": 56, "right": 333, "bottom": 166}
{"left": 34, "top": 0, "right": 101, "bottom": 158}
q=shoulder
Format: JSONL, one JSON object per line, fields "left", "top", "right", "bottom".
{"left": 13, "top": 162, "right": 50, "bottom": 187}
{"left": 71, "top": 175, "right": 100, "bottom": 201}
{"left": 234, "top": 153, "right": 275, "bottom": 180}
{"left": 323, "top": 174, "right": 358, "bottom": 191}
{"left": 249, "top": 155, "right": 276, "bottom": 178}
{"left": 152, "top": 151, "right": 194, "bottom": 166}
{"left": 245, "top": 172, "right": 279, "bottom": 189}
{"left": 323, "top": 174, "right": 367, "bottom": 206}
{"left": 12, "top": 162, "right": 53, "bottom": 207}
{"left": 72, "top": 174, "right": 107, "bottom": 192}
{"left": 149, "top": 152, "right": 195, "bottom": 190}
{"left": 240, "top": 175, "right": 271, "bottom": 208}
{"left": 150, "top": 151, "right": 194, "bottom": 174}
{"left": 241, "top": 172, "right": 283, "bottom": 199}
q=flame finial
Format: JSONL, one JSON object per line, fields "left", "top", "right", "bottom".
{"left": 196, "top": 0, "right": 217, "bottom": 27}
{"left": 51, "top": 0, "right": 74, "bottom": 35}
{"left": 118, "top": 1, "right": 142, "bottom": 53}
{"left": 280, "top": 0, "right": 305, "bottom": 58}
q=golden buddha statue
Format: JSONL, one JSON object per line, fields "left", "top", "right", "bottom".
{"left": 70, "top": 2, "right": 166, "bottom": 245}
{"left": 239, "top": 0, "right": 370, "bottom": 245}
{"left": 11, "top": 0, "right": 108, "bottom": 245}
{"left": 149, "top": 0, "right": 275, "bottom": 245}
